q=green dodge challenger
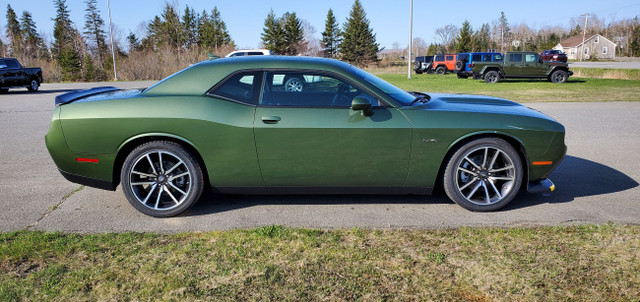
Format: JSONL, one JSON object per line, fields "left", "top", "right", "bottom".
{"left": 45, "top": 56, "right": 566, "bottom": 217}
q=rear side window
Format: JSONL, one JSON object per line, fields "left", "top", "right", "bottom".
{"left": 209, "top": 71, "right": 263, "bottom": 105}
{"left": 509, "top": 54, "right": 523, "bottom": 62}
{"left": 248, "top": 52, "right": 264, "bottom": 55}
{"left": 472, "top": 54, "right": 482, "bottom": 62}
{"left": 446, "top": 55, "right": 454, "bottom": 61}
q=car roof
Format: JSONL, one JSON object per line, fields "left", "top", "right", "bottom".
{"left": 143, "top": 56, "right": 354, "bottom": 96}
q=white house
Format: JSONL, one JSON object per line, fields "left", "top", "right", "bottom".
{"left": 554, "top": 34, "right": 617, "bottom": 60}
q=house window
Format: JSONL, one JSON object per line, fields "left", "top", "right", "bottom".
{"left": 603, "top": 47, "right": 608, "bottom": 54}
{"left": 570, "top": 48, "right": 576, "bottom": 55}
{"left": 595, "top": 36, "right": 599, "bottom": 43}
{"left": 584, "top": 47, "right": 589, "bottom": 55}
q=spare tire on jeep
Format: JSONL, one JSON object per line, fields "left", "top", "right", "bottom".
{"left": 455, "top": 60, "right": 466, "bottom": 72}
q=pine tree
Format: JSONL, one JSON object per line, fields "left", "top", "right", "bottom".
{"left": 160, "top": 3, "right": 183, "bottom": 48}
{"left": 20, "top": 11, "right": 47, "bottom": 61}
{"left": 282, "top": 12, "right": 305, "bottom": 55}
{"left": 498, "top": 11, "right": 510, "bottom": 52}
{"left": 456, "top": 20, "right": 473, "bottom": 53}
{"left": 182, "top": 7, "right": 197, "bottom": 48}
{"left": 321, "top": 9, "right": 341, "bottom": 58}
{"left": 261, "top": 10, "right": 285, "bottom": 54}
{"left": 83, "top": 0, "right": 107, "bottom": 62}
{"left": 197, "top": 7, "right": 233, "bottom": 49}
{"left": 473, "top": 23, "right": 490, "bottom": 52}
{"left": 53, "top": 0, "right": 82, "bottom": 81}
{"left": 341, "top": 0, "right": 379, "bottom": 65}
{"left": 127, "top": 32, "right": 141, "bottom": 52}
{"left": 6, "top": 5, "right": 22, "bottom": 56}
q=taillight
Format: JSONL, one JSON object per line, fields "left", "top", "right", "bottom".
{"left": 469, "top": 63, "right": 475, "bottom": 68}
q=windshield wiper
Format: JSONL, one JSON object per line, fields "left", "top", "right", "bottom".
{"left": 408, "top": 91, "right": 431, "bottom": 105}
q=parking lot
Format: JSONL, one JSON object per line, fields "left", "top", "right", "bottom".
{"left": 0, "top": 82, "right": 638, "bottom": 232}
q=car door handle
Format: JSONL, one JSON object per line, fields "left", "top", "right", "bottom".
{"left": 261, "top": 116, "right": 281, "bottom": 124}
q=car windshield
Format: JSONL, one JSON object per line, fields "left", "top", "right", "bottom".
{"left": 350, "top": 66, "right": 416, "bottom": 106}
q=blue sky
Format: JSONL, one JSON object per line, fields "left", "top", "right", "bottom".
{"left": 2, "top": 0, "right": 639, "bottom": 50}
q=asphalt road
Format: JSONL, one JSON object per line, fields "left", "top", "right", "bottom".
{"left": 0, "top": 82, "right": 638, "bottom": 233}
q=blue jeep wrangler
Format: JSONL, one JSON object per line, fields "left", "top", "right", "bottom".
{"left": 455, "top": 52, "right": 503, "bottom": 79}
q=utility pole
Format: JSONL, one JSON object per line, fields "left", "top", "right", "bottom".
{"left": 580, "top": 13, "right": 589, "bottom": 62}
{"left": 107, "top": 0, "right": 118, "bottom": 81}
{"left": 407, "top": 0, "right": 413, "bottom": 79}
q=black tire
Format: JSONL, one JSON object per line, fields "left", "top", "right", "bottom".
{"left": 284, "top": 76, "right": 304, "bottom": 92}
{"left": 443, "top": 138, "right": 523, "bottom": 212}
{"left": 415, "top": 70, "right": 423, "bottom": 74}
{"left": 121, "top": 141, "right": 204, "bottom": 217}
{"left": 549, "top": 70, "right": 568, "bottom": 83}
{"left": 484, "top": 70, "right": 500, "bottom": 83}
{"left": 435, "top": 66, "right": 446, "bottom": 75}
{"left": 27, "top": 78, "right": 39, "bottom": 92}
{"left": 455, "top": 60, "right": 466, "bottom": 72}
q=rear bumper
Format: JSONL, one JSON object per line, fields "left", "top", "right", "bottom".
{"left": 527, "top": 178, "right": 555, "bottom": 194}
{"left": 59, "top": 169, "right": 116, "bottom": 191}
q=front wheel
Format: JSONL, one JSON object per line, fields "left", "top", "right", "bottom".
{"left": 549, "top": 70, "right": 568, "bottom": 83}
{"left": 121, "top": 141, "right": 204, "bottom": 217}
{"left": 435, "top": 66, "right": 446, "bottom": 75}
{"left": 443, "top": 138, "right": 523, "bottom": 211}
{"left": 27, "top": 78, "right": 39, "bottom": 92}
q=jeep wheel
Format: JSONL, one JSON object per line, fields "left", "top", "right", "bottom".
{"left": 484, "top": 71, "right": 500, "bottom": 83}
{"left": 455, "top": 60, "right": 466, "bottom": 72}
{"left": 415, "top": 70, "right": 423, "bottom": 74}
{"left": 549, "top": 70, "right": 568, "bottom": 83}
{"left": 435, "top": 66, "right": 446, "bottom": 75}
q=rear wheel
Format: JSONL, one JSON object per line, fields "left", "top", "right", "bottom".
{"left": 484, "top": 70, "right": 500, "bottom": 83}
{"left": 443, "top": 138, "right": 523, "bottom": 211}
{"left": 435, "top": 66, "right": 446, "bottom": 75}
{"left": 121, "top": 141, "right": 204, "bottom": 217}
{"left": 549, "top": 70, "right": 568, "bottom": 83}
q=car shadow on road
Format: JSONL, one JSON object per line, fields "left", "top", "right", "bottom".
{"left": 184, "top": 155, "right": 638, "bottom": 216}
{"left": 505, "top": 155, "right": 639, "bottom": 210}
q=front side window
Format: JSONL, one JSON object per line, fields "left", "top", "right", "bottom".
{"left": 209, "top": 71, "right": 263, "bottom": 105}
{"left": 435, "top": 55, "right": 444, "bottom": 62}
{"left": 260, "top": 71, "right": 380, "bottom": 108}
{"left": 5, "top": 59, "right": 19, "bottom": 69}
{"left": 525, "top": 54, "right": 537, "bottom": 63}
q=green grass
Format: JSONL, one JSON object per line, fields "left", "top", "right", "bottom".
{"left": 1, "top": 225, "right": 639, "bottom": 301}
{"left": 378, "top": 73, "right": 640, "bottom": 103}
{"left": 571, "top": 68, "right": 640, "bottom": 80}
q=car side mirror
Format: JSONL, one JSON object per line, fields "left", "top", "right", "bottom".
{"left": 351, "top": 96, "right": 373, "bottom": 117}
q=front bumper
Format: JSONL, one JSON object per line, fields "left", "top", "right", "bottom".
{"left": 527, "top": 178, "right": 555, "bottom": 194}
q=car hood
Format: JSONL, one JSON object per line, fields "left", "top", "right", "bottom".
{"left": 410, "top": 93, "right": 557, "bottom": 122}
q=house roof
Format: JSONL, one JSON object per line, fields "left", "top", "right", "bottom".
{"left": 558, "top": 34, "right": 617, "bottom": 48}
{"left": 559, "top": 35, "right": 586, "bottom": 47}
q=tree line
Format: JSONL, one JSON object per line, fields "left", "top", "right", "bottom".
{"left": 1, "top": 1, "right": 640, "bottom": 82}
